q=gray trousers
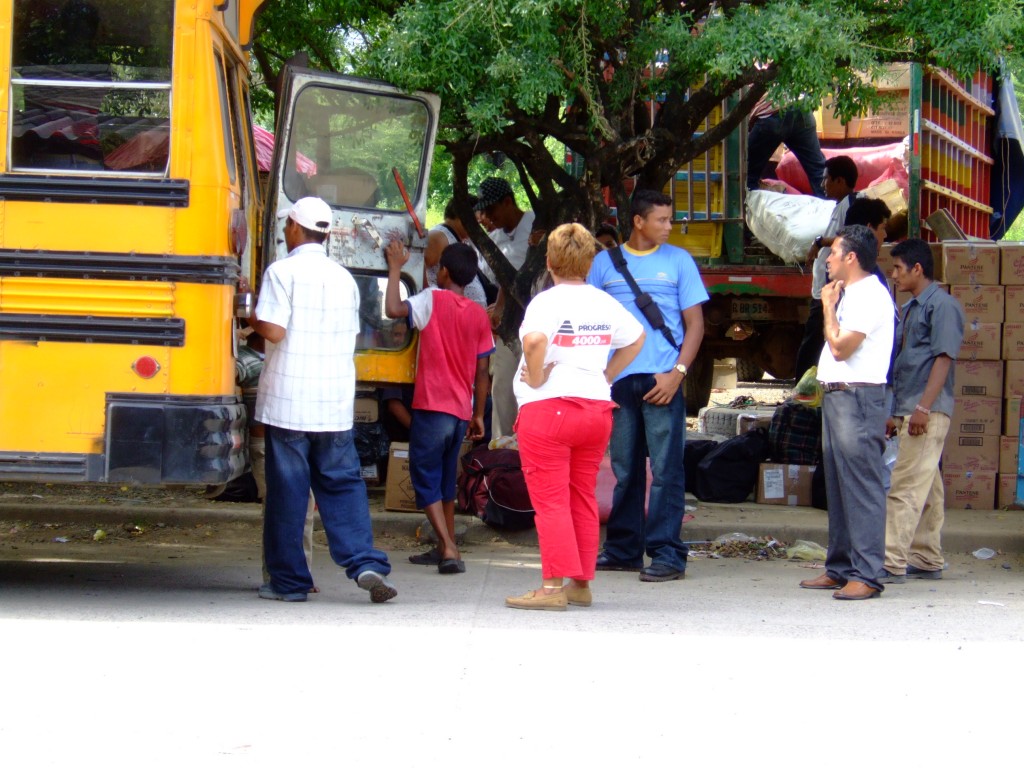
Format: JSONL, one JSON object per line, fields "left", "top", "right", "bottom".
{"left": 822, "top": 386, "right": 888, "bottom": 591}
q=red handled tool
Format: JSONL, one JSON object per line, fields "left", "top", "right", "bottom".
{"left": 392, "top": 166, "right": 425, "bottom": 239}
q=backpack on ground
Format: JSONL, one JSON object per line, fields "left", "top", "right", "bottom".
{"left": 457, "top": 446, "right": 535, "bottom": 530}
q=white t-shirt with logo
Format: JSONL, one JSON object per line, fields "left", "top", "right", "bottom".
{"left": 513, "top": 283, "right": 644, "bottom": 406}
{"left": 816, "top": 274, "right": 894, "bottom": 384}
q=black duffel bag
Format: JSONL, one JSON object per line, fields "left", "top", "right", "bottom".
{"left": 691, "top": 428, "right": 770, "bottom": 503}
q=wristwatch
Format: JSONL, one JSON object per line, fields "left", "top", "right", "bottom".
{"left": 814, "top": 235, "right": 824, "bottom": 248}
{"left": 674, "top": 363, "right": 688, "bottom": 377}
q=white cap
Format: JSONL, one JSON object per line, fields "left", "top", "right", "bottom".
{"left": 278, "top": 197, "right": 333, "bottom": 233}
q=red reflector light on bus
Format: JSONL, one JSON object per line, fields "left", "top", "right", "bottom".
{"left": 132, "top": 356, "right": 161, "bottom": 379}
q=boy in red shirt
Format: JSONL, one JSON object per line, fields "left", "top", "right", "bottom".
{"left": 385, "top": 241, "right": 494, "bottom": 574}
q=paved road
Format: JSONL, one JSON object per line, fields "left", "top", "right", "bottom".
{"left": 1, "top": 520, "right": 1021, "bottom": 765}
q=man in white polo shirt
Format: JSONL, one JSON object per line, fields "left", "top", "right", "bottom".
{"left": 246, "top": 196, "right": 396, "bottom": 604}
{"left": 799, "top": 224, "right": 894, "bottom": 601}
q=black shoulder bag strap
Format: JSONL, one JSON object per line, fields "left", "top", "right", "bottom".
{"left": 608, "top": 246, "right": 681, "bottom": 350}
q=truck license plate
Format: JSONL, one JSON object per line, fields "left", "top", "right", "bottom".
{"left": 731, "top": 298, "right": 772, "bottom": 320}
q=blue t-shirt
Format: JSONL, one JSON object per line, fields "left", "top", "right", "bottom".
{"left": 587, "top": 243, "right": 709, "bottom": 381}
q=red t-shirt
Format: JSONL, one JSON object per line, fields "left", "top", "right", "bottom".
{"left": 405, "top": 288, "right": 494, "bottom": 420}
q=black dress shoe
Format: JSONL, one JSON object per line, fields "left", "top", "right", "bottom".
{"left": 639, "top": 563, "right": 685, "bottom": 582}
{"left": 595, "top": 553, "right": 642, "bottom": 572}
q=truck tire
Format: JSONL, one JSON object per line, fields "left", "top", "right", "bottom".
{"left": 736, "top": 358, "right": 764, "bottom": 382}
{"left": 684, "top": 355, "right": 714, "bottom": 416}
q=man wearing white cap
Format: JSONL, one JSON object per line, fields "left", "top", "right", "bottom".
{"left": 244, "top": 196, "right": 396, "bottom": 604}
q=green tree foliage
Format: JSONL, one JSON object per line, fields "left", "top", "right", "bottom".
{"left": 253, "top": 0, "right": 1021, "bottom": 335}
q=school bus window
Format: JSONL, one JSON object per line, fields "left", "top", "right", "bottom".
{"left": 10, "top": 0, "right": 174, "bottom": 174}
{"left": 354, "top": 274, "right": 412, "bottom": 351}
{"left": 214, "top": 52, "right": 237, "bottom": 185}
{"left": 283, "top": 84, "right": 431, "bottom": 212}
{"left": 229, "top": 67, "right": 258, "bottom": 203}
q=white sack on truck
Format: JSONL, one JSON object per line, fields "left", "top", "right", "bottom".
{"left": 744, "top": 189, "right": 835, "bottom": 265}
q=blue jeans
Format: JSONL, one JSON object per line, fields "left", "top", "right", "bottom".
{"left": 747, "top": 108, "right": 827, "bottom": 197}
{"left": 409, "top": 409, "right": 468, "bottom": 507}
{"left": 821, "top": 386, "right": 888, "bottom": 590}
{"left": 603, "top": 373, "right": 689, "bottom": 571}
{"left": 263, "top": 425, "right": 390, "bottom": 595}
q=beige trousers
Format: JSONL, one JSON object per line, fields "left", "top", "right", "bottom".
{"left": 884, "top": 412, "right": 950, "bottom": 574}
{"left": 490, "top": 340, "right": 521, "bottom": 439}
{"left": 251, "top": 436, "right": 315, "bottom": 582}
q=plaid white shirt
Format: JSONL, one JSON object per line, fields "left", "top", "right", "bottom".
{"left": 254, "top": 242, "right": 358, "bottom": 431}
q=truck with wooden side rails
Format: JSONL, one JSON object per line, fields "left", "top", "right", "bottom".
{"left": 663, "top": 65, "right": 1023, "bottom": 412}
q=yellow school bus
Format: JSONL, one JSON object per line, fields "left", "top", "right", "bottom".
{"left": 0, "top": 0, "right": 436, "bottom": 485}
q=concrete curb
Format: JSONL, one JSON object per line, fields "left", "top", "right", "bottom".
{"left": 2, "top": 497, "right": 1022, "bottom": 555}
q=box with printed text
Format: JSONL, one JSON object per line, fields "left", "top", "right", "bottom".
{"left": 941, "top": 242, "right": 1000, "bottom": 285}
{"left": 959, "top": 322, "right": 1002, "bottom": 361}
{"left": 942, "top": 470, "right": 996, "bottom": 510}
{"left": 954, "top": 360, "right": 1003, "bottom": 398}
{"left": 1000, "top": 242, "right": 1024, "bottom": 285}
{"left": 383, "top": 442, "right": 418, "bottom": 512}
{"left": 950, "top": 284, "right": 1004, "bottom": 324}
{"left": 996, "top": 473, "right": 1022, "bottom": 509}
{"left": 756, "top": 463, "right": 814, "bottom": 506}
{"left": 949, "top": 396, "right": 1001, "bottom": 436}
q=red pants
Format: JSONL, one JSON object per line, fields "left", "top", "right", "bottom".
{"left": 515, "top": 398, "right": 614, "bottom": 580}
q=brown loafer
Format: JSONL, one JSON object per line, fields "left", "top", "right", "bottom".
{"left": 565, "top": 585, "right": 592, "bottom": 607}
{"left": 799, "top": 573, "right": 843, "bottom": 590}
{"left": 833, "top": 581, "right": 880, "bottom": 600}
{"left": 505, "top": 589, "right": 568, "bottom": 611}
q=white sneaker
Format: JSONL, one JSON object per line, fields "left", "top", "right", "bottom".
{"left": 356, "top": 570, "right": 397, "bottom": 603}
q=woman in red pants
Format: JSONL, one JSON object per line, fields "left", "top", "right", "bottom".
{"left": 506, "top": 223, "right": 645, "bottom": 611}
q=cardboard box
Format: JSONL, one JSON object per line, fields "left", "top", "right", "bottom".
{"left": 959, "top": 322, "right": 1002, "bottom": 361}
{"left": 876, "top": 244, "right": 895, "bottom": 278}
{"left": 949, "top": 396, "right": 1002, "bottom": 436}
{"left": 1000, "top": 242, "right": 1024, "bottom": 285}
{"left": 354, "top": 397, "right": 379, "bottom": 423}
{"left": 1005, "top": 397, "right": 1021, "bottom": 437}
{"left": 950, "top": 284, "right": 1004, "bottom": 323}
{"left": 814, "top": 104, "right": 846, "bottom": 140}
{"left": 757, "top": 463, "right": 814, "bottom": 506}
{"left": 942, "top": 470, "right": 997, "bottom": 509}
{"left": 997, "top": 473, "right": 1022, "bottom": 509}
{"left": 954, "top": 360, "right": 1003, "bottom": 398}
{"left": 845, "top": 91, "right": 910, "bottom": 139}
{"left": 999, "top": 435, "right": 1019, "bottom": 475}
{"left": 1006, "top": 361, "right": 1024, "bottom": 397}
{"left": 942, "top": 432, "right": 1000, "bottom": 471}
{"left": 941, "top": 241, "right": 1001, "bottom": 285}
{"left": 360, "top": 463, "right": 380, "bottom": 485}
{"left": 737, "top": 412, "right": 775, "bottom": 435}
{"left": 383, "top": 442, "right": 418, "bottom": 512}
{"left": 1002, "top": 323, "right": 1024, "bottom": 360}
{"left": 1005, "top": 285, "right": 1024, "bottom": 320}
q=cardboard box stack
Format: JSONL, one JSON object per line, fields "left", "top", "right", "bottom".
{"left": 944, "top": 242, "right": 1003, "bottom": 508}
{"left": 998, "top": 242, "right": 1024, "bottom": 508}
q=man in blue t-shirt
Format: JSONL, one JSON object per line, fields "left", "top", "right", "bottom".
{"left": 587, "top": 189, "right": 709, "bottom": 582}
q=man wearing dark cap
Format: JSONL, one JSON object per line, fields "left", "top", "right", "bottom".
{"left": 474, "top": 177, "right": 543, "bottom": 438}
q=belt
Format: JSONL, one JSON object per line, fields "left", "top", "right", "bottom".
{"left": 821, "top": 382, "right": 884, "bottom": 392}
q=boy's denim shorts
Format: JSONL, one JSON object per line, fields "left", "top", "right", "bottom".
{"left": 409, "top": 409, "right": 469, "bottom": 507}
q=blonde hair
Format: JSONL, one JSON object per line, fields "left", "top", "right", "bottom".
{"left": 546, "top": 223, "right": 597, "bottom": 279}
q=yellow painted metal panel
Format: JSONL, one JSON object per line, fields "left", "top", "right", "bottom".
{"left": 0, "top": 277, "right": 176, "bottom": 317}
